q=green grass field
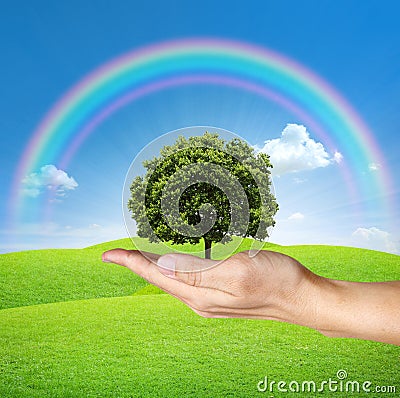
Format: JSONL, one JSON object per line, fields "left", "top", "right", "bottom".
{"left": 1, "top": 238, "right": 399, "bottom": 397}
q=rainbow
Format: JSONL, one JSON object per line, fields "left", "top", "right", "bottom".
{"left": 10, "top": 38, "right": 393, "bottom": 225}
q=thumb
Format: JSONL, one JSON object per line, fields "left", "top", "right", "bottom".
{"left": 157, "top": 253, "right": 220, "bottom": 288}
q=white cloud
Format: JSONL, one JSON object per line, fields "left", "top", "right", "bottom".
{"left": 89, "top": 223, "right": 102, "bottom": 229}
{"left": 352, "top": 227, "right": 399, "bottom": 254}
{"left": 22, "top": 164, "right": 78, "bottom": 198}
{"left": 333, "top": 151, "right": 343, "bottom": 163}
{"left": 23, "top": 188, "right": 41, "bottom": 197}
{"left": 293, "top": 177, "right": 307, "bottom": 184}
{"left": 288, "top": 212, "right": 305, "bottom": 221}
{"left": 368, "top": 162, "right": 381, "bottom": 171}
{"left": 256, "top": 124, "right": 341, "bottom": 176}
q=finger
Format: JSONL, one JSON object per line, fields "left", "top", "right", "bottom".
{"left": 103, "top": 249, "right": 160, "bottom": 267}
{"left": 102, "top": 249, "right": 202, "bottom": 302}
{"left": 157, "top": 253, "right": 233, "bottom": 293}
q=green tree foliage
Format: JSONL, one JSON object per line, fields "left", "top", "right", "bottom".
{"left": 128, "top": 132, "right": 278, "bottom": 259}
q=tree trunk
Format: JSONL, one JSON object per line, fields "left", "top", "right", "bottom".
{"left": 204, "top": 238, "right": 212, "bottom": 259}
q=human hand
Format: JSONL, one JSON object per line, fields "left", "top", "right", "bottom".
{"left": 102, "top": 249, "right": 319, "bottom": 325}
{"left": 102, "top": 249, "right": 400, "bottom": 345}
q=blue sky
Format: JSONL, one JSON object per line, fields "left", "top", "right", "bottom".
{"left": 0, "top": 0, "right": 399, "bottom": 253}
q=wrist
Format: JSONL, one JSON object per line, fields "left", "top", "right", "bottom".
{"left": 267, "top": 267, "right": 351, "bottom": 336}
{"left": 303, "top": 277, "right": 353, "bottom": 337}
{"left": 261, "top": 264, "right": 324, "bottom": 328}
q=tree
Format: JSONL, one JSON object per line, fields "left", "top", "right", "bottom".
{"left": 128, "top": 132, "right": 278, "bottom": 259}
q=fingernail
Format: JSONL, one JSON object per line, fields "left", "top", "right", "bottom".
{"left": 157, "top": 255, "right": 176, "bottom": 277}
{"left": 102, "top": 253, "right": 113, "bottom": 263}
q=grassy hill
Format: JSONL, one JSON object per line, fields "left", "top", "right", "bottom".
{"left": 1, "top": 294, "right": 399, "bottom": 398}
{"left": 0, "top": 238, "right": 399, "bottom": 397}
{"left": 1, "top": 237, "right": 399, "bottom": 310}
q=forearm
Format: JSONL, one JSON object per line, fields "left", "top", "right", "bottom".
{"left": 300, "top": 276, "right": 400, "bottom": 345}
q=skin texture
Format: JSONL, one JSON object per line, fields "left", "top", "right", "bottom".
{"left": 102, "top": 249, "right": 400, "bottom": 346}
